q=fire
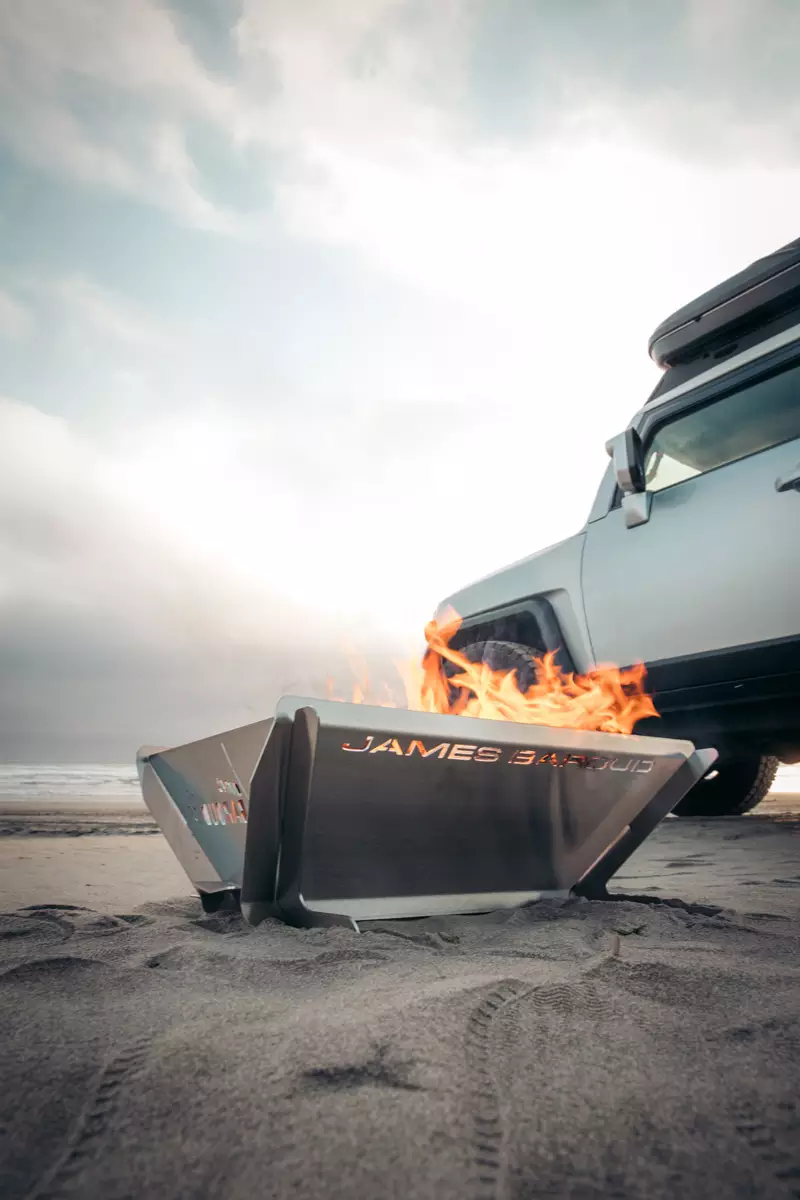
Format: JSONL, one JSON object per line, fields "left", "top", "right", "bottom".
{"left": 328, "top": 609, "right": 659, "bottom": 736}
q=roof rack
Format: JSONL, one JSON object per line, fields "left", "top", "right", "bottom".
{"left": 649, "top": 237, "right": 800, "bottom": 369}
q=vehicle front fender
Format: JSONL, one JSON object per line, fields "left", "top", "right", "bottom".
{"left": 435, "top": 532, "right": 594, "bottom": 674}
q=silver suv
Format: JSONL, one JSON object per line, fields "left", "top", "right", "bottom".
{"left": 435, "top": 238, "right": 800, "bottom": 816}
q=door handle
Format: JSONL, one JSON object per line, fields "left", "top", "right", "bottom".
{"left": 775, "top": 463, "right": 800, "bottom": 493}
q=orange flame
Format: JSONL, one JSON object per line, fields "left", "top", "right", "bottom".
{"left": 329, "top": 609, "right": 659, "bottom": 736}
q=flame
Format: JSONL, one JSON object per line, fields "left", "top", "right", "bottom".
{"left": 326, "top": 649, "right": 399, "bottom": 709}
{"left": 329, "top": 608, "right": 658, "bottom": 735}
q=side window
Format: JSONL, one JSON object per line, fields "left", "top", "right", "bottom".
{"left": 643, "top": 359, "right": 800, "bottom": 495}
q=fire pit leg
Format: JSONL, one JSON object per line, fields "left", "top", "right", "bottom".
{"left": 572, "top": 747, "right": 718, "bottom": 900}
{"left": 199, "top": 889, "right": 241, "bottom": 915}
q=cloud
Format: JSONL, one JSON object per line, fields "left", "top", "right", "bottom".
{"left": 2, "top": 255, "right": 630, "bottom": 600}
{"left": 465, "top": 0, "right": 800, "bottom": 158}
{"left": 0, "top": 395, "right": 325, "bottom": 650}
{"left": 0, "top": 395, "right": 413, "bottom": 757}
{"left": 0, "top": 289, "right": 34, "bottom": 340}
{"left": 0, "top": 0, "right": 242, "bottom": 228}
{"left": 0, "top": 376, "right": 612, "bottom": 717}
{"left": 46, "top": 275, "right": 168, "bottom": 349}
{"left": 0, "top": 386, "right": 469, "bottom": 762}
{"left": 246, "top": 0, "right": 800, "bottom": 331}
{"left": 0, "top": 596, "right": 369, "bottom": 761}
{"left": 0, "top": 269, "right": 203, "bottom": 427}
{"left": 0, "top": 596, "right": 378, "bottom": 761}
{"left": 1, "top": 391, "right": 500, "bottom": 664}
{"left": 4, "top": 0, "right": 798, "bottom": 240}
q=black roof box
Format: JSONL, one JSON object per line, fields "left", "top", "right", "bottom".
{"left": 648, "top": 236, "right": 800, "bottom": 368}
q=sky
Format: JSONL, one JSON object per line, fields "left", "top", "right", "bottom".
{"left": 1, "top": 0, "right": 800, "bottom": 760}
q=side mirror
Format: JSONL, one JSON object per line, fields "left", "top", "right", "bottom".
{"left": 605, "top": 428, "right": 646, "bottom": 494}
{"left": 605, "top": 428, "right": 651, "bottom": 529}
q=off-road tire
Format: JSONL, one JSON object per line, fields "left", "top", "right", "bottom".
{"left": 445, "top": 640, "right": 545, "bottom": 698}
{"left": 672, "top": 754, "right": 779, "bottom": 818}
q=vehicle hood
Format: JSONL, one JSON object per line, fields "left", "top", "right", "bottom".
{"left": 435, "top": 530, "right": 586, "bottom": 622}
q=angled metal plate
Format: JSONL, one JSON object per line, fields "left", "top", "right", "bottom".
{"left": 136, "top": 718, "right": 273, "bottom": 898}
{"left": 137, "top": 757, "right": 224, "bottom": 895}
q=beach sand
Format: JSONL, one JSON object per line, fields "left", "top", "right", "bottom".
{"left": 1, "top": 796, "right": 798, "bottom": 1199}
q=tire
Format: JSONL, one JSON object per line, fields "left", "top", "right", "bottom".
{"left": 672, "top": 754, "right": 779, "bottom": 818}
{"left": 444, "top": 640, "right": 544, "bottom": 699}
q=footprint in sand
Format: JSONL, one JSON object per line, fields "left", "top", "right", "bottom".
{"left": 0, "top": 956, "right": 108, "bottom": 984}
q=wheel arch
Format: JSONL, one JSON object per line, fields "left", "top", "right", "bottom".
{"left": 445, "top": 597, "right": 577, "bottom": 675}
{"left": 434, "top": 531, "right": 594, "bottom": 673}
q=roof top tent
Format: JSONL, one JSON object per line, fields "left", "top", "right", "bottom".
{"left": 647, "top": 236, "right": 800, "bottom": 377}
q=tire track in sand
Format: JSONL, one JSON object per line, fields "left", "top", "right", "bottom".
{"left": 730, "top": 1094, "right": 800, "bottom": 1198}
{"left": 24, "top": 1035, "right": 153, "bottom": 1200}
{"left": 466, "top": 978, "right": 532, "bottom": 1200}
{"left": 464, "top": 938, "right": 619, "bottom": 1200}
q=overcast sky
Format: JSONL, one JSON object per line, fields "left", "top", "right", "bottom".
{"left": 1, "top": 0, "right": 799, "bottom": 760}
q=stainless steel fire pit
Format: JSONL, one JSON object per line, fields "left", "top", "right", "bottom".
{"left": 137, "top": 696, "right": 717, "bottom": 930}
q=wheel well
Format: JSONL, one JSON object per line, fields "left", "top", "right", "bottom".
{"left": 447, "top": 599, "right": 575, "bottom": 675}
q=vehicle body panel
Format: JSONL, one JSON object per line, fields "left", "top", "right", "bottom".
{"left": 437, "top": 532, "right": 595, "bottom": 674}
{"left": 581, "top": 434, "right": 800, "bottom": 667}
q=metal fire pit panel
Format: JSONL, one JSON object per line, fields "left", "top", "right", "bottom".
{"left": 137, "top": 718, "right": 274, "bottom": 903}
{"left": 239, "top": 698, "right": 717, "bottom": 929}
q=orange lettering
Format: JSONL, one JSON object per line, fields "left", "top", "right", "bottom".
{"left": 509, "top": 749, "right": 537, "bottom": 765}
{"left": 537, "top": 753, "right": 561, "bottom": 767}
{"left": 342, "top": 736, "right": 374, "bottom": 753}
{"left": 405, "top": 740, "right": 451, "bottom": 759}
{"left": 369, "top": 738, "right": 405, "bottom": 755}
{"left": 475, "top": 746, "right": 502, "bottom": 763}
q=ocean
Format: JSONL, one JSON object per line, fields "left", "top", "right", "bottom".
{"left": 0, "top": 764, "right": 141, "bottom": 803}
{"left": 0, "top": 762, "right": 797, "bottom": 804}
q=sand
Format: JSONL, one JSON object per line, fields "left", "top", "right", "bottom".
{"left": 1, "top": 798, "right": 798, "bottom": 1199}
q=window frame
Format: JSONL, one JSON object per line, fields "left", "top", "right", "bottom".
{"left": 610, "top": 338, "right": 800, "bottom": 510}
